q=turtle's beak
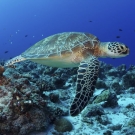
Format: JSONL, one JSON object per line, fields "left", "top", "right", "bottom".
{"left": 122, "top": 47, "right": 129, "bottom": 55}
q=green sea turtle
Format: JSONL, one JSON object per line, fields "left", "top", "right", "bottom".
{"left": 4, "top": 32, "right": 129, "bottom": 116}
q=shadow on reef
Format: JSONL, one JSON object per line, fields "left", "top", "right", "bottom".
{"left": 0, "top": 60, "right": 135, "bottom": 135}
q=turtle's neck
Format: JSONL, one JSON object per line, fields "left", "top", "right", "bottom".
{"left": 98, "top": 42, "right": 110, "bottom": 58}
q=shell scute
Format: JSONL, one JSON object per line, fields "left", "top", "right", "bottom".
{"left": 21, "top": 32, "right": 99, "bottom": 59}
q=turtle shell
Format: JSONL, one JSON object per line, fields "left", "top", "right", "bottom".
{"left": 21, "top": 32, "right": 100, "bottom": 59}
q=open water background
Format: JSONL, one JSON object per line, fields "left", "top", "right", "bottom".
{"left": 0, "top": 0, "right": 135, "bottom": 67}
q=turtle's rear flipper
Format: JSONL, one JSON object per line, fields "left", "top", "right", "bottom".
{"left": 70, "top": 56, "right": 99, "bottom": 116}
{"left": 4, "top": 55, "right": 25, "bottom": 67}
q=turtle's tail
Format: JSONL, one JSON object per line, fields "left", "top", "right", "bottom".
{"left": 4, "top": 55, "right": 25, "bottom": 67}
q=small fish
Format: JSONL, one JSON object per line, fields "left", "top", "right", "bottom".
{"left": 89, "top": 20, "right": 92, "bottom": 22}
{"left": 116, "top": 36, "right": 120, "bottom": 38}
{"left": 4, "top": 51, "right": 8, "bottom": 53}
{"left": 25, "top": 35, "right": 28, "bottom": 37}
{"left": 119, "top": 29, "right": 122, "bottom": 31}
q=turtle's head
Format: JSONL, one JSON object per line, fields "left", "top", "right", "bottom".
{"left": 100, "top": 42, "right": 129, "bottom": 58}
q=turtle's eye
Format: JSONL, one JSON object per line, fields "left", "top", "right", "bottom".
{"left": 120, "top": 46, "right": 124, "bottom": 50}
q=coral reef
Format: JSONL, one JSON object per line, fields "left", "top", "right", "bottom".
{"left": 0, "top": 66, "right": 5, "bottom": 76}
{"left": 0, "top": 61, "right": 69, "bottom": 134}
{"left": 54, "top": 118, "right": 73, "bottom": 132}
{"left": 0, "top": 60, "right": 135, "bottom": 134}
{"left": 96, "top": 78, "right": 107, "bottom": 89}
{"left": 93, "top": 89, "right": 118, "bottom": 107}
{"left": 122, "top": 70, "right": 135, "bottom": 89}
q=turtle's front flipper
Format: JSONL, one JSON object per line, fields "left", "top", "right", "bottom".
{"left": 70, "top": 56, "right": 99, "bottom": 116}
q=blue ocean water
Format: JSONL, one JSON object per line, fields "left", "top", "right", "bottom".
{"left": 0, "top": 0, "right": 135, "bottom": 67}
